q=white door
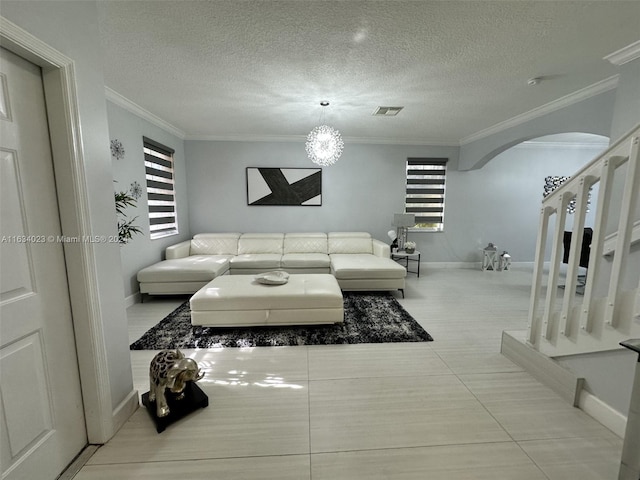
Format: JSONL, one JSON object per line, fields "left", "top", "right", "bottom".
{"left": 0, "top": 48, "right": 86, "bottom": 479}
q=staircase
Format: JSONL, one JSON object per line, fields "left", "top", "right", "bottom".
{"left": 526, "top": 124, "right": 640, "bottom": 358}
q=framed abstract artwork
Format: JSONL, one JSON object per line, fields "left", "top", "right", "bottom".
{"left": 246, "top": 167, "right": 322, "bottom": 206}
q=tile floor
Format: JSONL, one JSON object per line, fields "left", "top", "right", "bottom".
{"left": 74, "top": 267, "right": 623, "bottom": 479}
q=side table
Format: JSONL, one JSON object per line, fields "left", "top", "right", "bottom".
{"left": 391, "top": 250, "right": 421, "bottom": 277}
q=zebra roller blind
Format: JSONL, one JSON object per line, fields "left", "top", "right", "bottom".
{"left": 143, "top": 137, "right": 178, "bottom": 239}
{"left": 405, "top": 158, "right": 448, "bottom": 231}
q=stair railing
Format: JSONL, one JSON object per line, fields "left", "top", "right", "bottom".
{"left": 527, "top": 125, "right": 640, "bottom": 357}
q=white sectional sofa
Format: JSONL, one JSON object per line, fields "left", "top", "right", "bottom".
{"left": 137, "top": 232, "right": 406, "bottom": 297}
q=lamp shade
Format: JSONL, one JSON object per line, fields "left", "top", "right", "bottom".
{"left": 393, "top": 213, "right": 415, "bottom": 228}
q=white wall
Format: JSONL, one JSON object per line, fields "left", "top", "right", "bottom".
{"left": 185, "top": 140, "right": 458, "bottom": 243}
{"left": 436, "top": 141, "right": 604, "bottom": 264}
{"left": 184, "top": 139, "right": 602, "bottom": 264}
{"left": 107, "top": 101, "right": 191, "bottom": 299}
{"left": 610, "top": 58, "right": 640, "bottom": 141}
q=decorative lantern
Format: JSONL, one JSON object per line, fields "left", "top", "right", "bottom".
{"left": 482, "top": 243, "right": 498, "bottom": 271}
{"left": 499, "top": 251, "right": 511, "bottom": 271}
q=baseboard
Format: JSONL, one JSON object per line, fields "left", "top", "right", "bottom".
{"left": 112, "top": 389, "right": 139, "bottom": 436}
{"left": 578, "top": 389, "right": 627, "bottom": 438}
{"left": 423, "top": 262, "right": 477, "bottom": 269}
{"left": 501, "top": 330, "right": 583, "bottom": 406}
{"left": 422, "top": 261, "right": 534, "bottom": 270}
{"left": 124, "top": 292, "right": 141, "bottom": 308}
{"left": 502, "top": 331, "right": 630, "bottom": 438}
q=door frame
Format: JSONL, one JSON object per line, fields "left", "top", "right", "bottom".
{"left": 0, "top": 17, "right": 119, "bottom": 443}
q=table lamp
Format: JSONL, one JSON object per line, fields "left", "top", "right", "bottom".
{"left": 392, "top": 213, "right": 415, "bottom": 251}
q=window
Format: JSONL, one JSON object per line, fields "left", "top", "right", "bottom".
{"left": 405, "top": 158, "right": 448, "bottom": 231}
{"left": 143, "top": 137, "right": 178, "bottom": 239}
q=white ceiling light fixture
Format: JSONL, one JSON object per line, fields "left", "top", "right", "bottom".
{"left": 305, "top": 101, "right": 344, "bottom": 167}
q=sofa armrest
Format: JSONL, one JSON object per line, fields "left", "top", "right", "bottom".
{"left": 166, "top": 240, "right": 192, "bottom": 259}
{"left": 372, "top": 239, "right": 391, "bottom": 258}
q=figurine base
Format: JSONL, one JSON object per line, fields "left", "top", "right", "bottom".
{"left": 141, "top": 382, "right": 209, "bottom": 433}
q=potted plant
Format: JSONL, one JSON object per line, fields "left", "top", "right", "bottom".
{"left": 404, "top": 241, "right": 416, "bottom": 254}
{"left": 115, "top": 190, "right": 142, "bottom": 245}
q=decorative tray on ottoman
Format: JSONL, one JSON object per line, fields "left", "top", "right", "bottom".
{"left": 254, "top": 271, "right": 290, "bottom": 285}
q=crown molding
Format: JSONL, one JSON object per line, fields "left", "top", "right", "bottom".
{"left": 107, "top": 72, "right": 622, "bottom": 148}
{"left": 604, "top": 40, "right": 640, "bottom": 66}
{"left": 104, "top": 87, "right": 186, "bottom": 139}
{"left": 0, "top": 16, "right": 71, "bottom": 68}
{"left": 184, "top": 133, "right": 459, "bottom": 146}
{"left": 516, "top": 140, "right": 609, "bottom": 150}
{"left": 185, "top": 133, "right": 304, "bottom": 142}
{"left": 459, "top": 75, "right": 619, "bottom": 145}
{"left": 344, "top": 136, "right": 459, "bottom": 146}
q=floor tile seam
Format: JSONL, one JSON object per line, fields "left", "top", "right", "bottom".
{"left": 512, "top": 434, "right": 624, "bottom": 479}
{"left": 429, "top": 348, "right": 525, "bottom": 375}
{"left": 455, "top": 369, "right": 541, "bottom": 380}
{"left": 510, "top": 441, "right": 553, "bottom": 480}
{"left": 453, "top": 371, "right": 519, "bottom": 444}
{"left": 86, "top": 451, "right": 312, "bottom": 467}
{"left": 514, "top": 432, "right": 623, "bottom": 443}
{"left": 307, "top": 372, "right": 457, "bottom": 383}
{"left": 429, "top": 348, "right": 462, "bottom": 374}
{"left": 308, "top": 439, "right": 529, "bottom": 456}
{"left": 444, "top": 367, "right": 527, "bottom": 376}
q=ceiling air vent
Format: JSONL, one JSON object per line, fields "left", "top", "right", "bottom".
{"left": 373, "top": 106, "right": 404, "bottom": 116}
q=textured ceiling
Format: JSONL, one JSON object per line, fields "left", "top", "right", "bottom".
{"left": 97, "top": 1, "right": 640, "bottom": 144}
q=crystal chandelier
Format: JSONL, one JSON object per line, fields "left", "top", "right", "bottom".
{"left": 305, "top": 101, "right": 344, "bottom": 166}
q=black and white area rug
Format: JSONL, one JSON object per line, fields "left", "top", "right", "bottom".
{"left": 130, "top": 292, "right": 433, "bottom": 349}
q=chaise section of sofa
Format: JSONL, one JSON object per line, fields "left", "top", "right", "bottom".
{"left": 328, "top": 232, "right": 406, "bottom": 292}
{"left": 136, "top": 233, "right": 239, "bottom": 295}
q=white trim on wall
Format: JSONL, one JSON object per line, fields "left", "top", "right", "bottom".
{"left": 184, "top": 133, "right": 460, "bottom": 146}
{"left": 516, "top": 141, "right": 609, "bottom": 150}
{"left": 1, "top": 16, "right": 120, "bottom": 443}
{"left": 105, "top": 86, "right": 186, "bottom": 139}
{"left": 460, "top": 76, "right": 620, "bottom": 145}
{"left": 579, "top": 389, "right": 627, "bottom": 438}
{"left": 604, "top": 40, "right": 640, "bottom": 66}
{"left": 604, "top": 220, "right": 640, "bottom": 257}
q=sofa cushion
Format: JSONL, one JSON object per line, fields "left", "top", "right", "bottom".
{"left": 191, "top": 233, "right": 241, "bottom": 255}
{"left": 328, "top": 232, "right": 373, "bottom": 254}
{"left": 281, "top": 253, "right": 331, "bottom": 268}
{"left": 137, "top": 255, "right": 231, "bottom": 283}
{"left": 330, "top": 254, "right": 406, "bottom": 279}
{"left": 238, "top": 233, "right": 284, "bottom": 254}
{"left": 284, "top": 233, "right": 328, "bottom": 254}
{"left": 230, "top": 254, "right": 282, "bottom": 269}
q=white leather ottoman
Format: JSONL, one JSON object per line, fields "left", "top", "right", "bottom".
{"left": 190, "top": 274, "right": 343, "bottom": 327}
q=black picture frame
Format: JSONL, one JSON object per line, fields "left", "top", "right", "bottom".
{"left": 246, "top": 167, "right": 322, "bottom": 206}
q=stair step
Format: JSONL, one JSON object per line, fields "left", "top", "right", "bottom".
{"left": 501, "top": 330, "right": 583, "bottom": 406}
